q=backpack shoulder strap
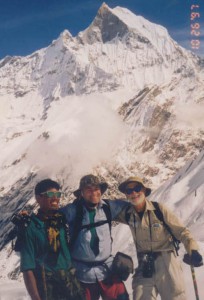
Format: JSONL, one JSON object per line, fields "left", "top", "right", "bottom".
{"left": 69, "top": 199, "right": 84, "bottom": 249}
{"left": 151, "top": 201, "right": 164, "bottom": 223}
{"left": 102, "top": 200, "right": 112, "bottom": 234}
{"left": 124, "top": 204, "right": 132, "bottom": 224}
{"left": 151, "top": 201, "right": 180, "bottom": 255}
{"left": 69, "top": 199, "right": 113, "bottom": 249}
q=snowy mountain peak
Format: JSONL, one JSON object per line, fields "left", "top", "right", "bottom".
{"left": 58, "top": 29, "right": 74, "bottom": 44}
{"left": 98, "top": 2, "right": 109, "bottom": 12}
{"left": 45, "top": 30, "right": 74, "bottom": 53}
{"left": 79, "top": 3, "right": 129, "bottom": 44}
{"left": 0, "top": 3, "right": 201, "bottom": 102}
{"left": 80, "top": 3, "right": 174, "bottom": 55}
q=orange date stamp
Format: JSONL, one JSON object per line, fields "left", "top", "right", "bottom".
{"left": 190, "top": 4, "right": 201, "bottom": 50}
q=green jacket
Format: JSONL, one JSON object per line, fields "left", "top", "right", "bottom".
{"left": 20, "top": 213, "right": 72, "bottom": 272}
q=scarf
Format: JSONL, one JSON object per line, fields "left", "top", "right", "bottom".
{"left": 37, "top": 210, "right": 66, "bottom": 253}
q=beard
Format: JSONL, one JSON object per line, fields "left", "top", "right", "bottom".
{"left": 130, "top": 194, "right": 145, "bottom": 206}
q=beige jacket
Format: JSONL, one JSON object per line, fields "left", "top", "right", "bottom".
{"left": 115, "top": 199, "right": 198, "bottom": 254}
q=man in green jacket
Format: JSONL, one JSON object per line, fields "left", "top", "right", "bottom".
{"left": 19, "top": 179, "right": 84, "bottom": 300}
{"left": 116, "top": 176, "right": 203, "bottom": 300}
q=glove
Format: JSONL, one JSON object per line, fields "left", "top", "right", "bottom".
{"left": 183, "top": 250, "right": 203, "bottom": 267}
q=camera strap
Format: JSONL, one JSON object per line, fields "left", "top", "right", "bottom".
{"left": 147, "top": 211, "right": 153, "bottom": 254}
{"left": 133, "top": 214, "right": 138, "bottom": 248}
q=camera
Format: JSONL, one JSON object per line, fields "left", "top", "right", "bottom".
{"left": 141, "top": 253, "right": 155, "bottom": 278}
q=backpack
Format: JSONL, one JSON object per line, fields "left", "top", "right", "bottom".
{"left": 11, "top": 213, "right": 32, "bottom": 252}
{"left": 125, "top": 201, "right": 180, "bottom": 255}
{"left": 69, "top": 199, "right": 112, "bottom": 249}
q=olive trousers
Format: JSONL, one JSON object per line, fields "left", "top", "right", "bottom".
{"left": 35, "top": 268, "right": 85, "bottom": 300}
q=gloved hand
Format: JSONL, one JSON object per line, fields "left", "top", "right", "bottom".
{"left": 183, "top": 250, "right": 203, "bottom": 267}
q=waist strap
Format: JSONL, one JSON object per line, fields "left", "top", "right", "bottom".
{"left": 73, "top": 258, "right": 108, "bottom": 267}
{"left": 137, "top": 250, "right": 173, "bottom": 260}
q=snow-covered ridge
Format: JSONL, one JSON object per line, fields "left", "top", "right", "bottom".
{"left": 151, "top": 149, "right": 204, "bottom": 239}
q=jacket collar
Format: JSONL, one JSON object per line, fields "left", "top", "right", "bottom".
{"left": 145, "top": 199, "right": 156, "bottom": 211}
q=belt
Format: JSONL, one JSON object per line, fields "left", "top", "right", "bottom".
{"left": 137, "top": 250, "right": 173, "bottom": 260}
{"left": 73, "top": 258, "right": 107, "bottom": 267}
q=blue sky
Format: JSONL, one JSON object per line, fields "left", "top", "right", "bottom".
{"left": 0, "top": 0, "right": 203, "bottom": 59}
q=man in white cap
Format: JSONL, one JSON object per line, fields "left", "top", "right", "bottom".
{"left": 116, "top": 176, "right": 203, "bottom": 300}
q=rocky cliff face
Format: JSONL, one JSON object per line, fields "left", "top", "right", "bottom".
{"left": 116, "top": 77, "right": 204, "bottom": 187}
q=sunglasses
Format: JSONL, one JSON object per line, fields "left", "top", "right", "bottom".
{"left": 40, "top": 191, "right": 62, "bottom": 198}
{"left": 125, "top": 185, "right": 143, "bottom": 195}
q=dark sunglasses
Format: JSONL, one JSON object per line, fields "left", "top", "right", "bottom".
{"left": 125, "top": 185, "right": 143, "bottom": 195}
{"left": 40, "top": 191, "right": 62, "bottom": 198}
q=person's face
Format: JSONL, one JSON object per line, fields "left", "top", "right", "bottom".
{"left": 36, "top": 188, "right": 61, "bottom": 212}
{"left": 125, "top": 182, "right": 146, "bottom": 210}
{"left": 81, "top": 185, "right": 101, "bottom": 207}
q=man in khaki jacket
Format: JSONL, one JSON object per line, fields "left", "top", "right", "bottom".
{"left": 116, "top": 176, "right": 203, "bottom": 300}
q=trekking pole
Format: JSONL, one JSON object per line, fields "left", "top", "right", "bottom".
{"left": 190, "top": 265, "right": 200, "bottom": 300}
